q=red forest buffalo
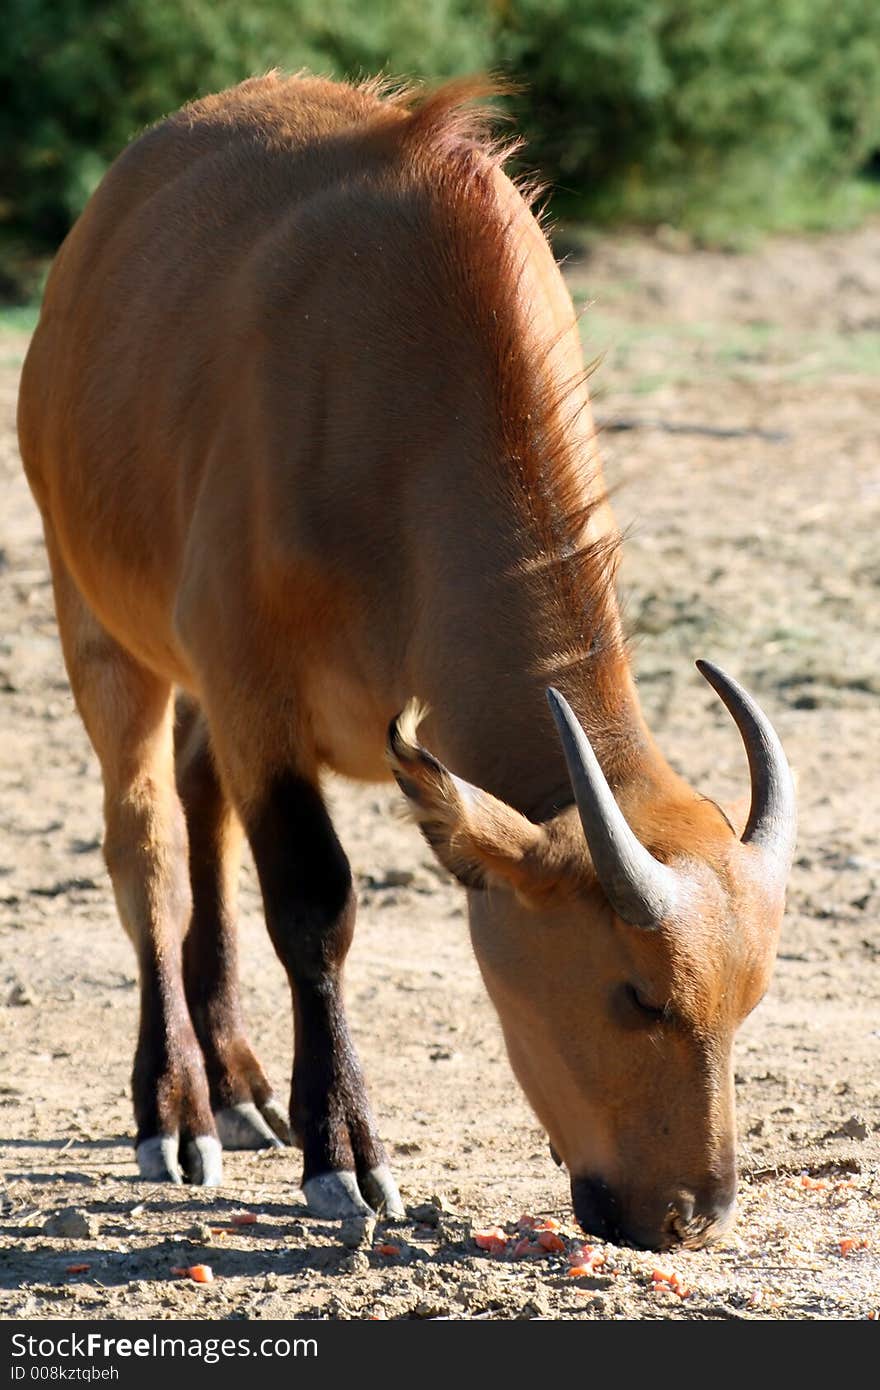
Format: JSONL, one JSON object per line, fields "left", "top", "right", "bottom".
{"left": 17, "top": 74, "right": 795, "bottom": 1248}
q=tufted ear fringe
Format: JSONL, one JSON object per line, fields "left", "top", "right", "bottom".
{"left": 387, "top": 701, "right": 586, "bottom": 904}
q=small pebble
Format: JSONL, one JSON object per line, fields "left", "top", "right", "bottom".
{"left": 518, "top": 1295, "right": 550, "bottom": 1319}
{"left": 408, "top": 1202, "right": 441, "bottom": 1227}
{"left": 340, "top": 1215, "right": 376, "bottom": 1249}
{"left": 6, "top": 982, "right": 36, "bottom": 1007}
{"left": 43, "top": 1207, "right": 96, "bottom": 1239}
{"left": 841, "top": 1114, "right": 869, "bottom": 1141}
{"left": 382, "top": 869, "right": 415, "bottom": 888}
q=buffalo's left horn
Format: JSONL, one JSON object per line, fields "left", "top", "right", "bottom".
{"left": 546, "top": 687, "right": 680, "bottom": 928}
{"left": 695, "top": 659, "right": 796, "bottom": 876}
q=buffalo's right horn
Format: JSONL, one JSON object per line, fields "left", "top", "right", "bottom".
{"left": 546, "top": 688, "right": 680, "bottom": 928}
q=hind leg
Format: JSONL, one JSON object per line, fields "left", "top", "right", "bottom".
{"left": 175, "top": 696, "right": 290, "bottom": 1150}
{"left": 46, "top": 533, "right": 220, "bottom": 1184}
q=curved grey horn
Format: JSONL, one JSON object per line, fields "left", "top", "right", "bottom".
{"left": 546, "top": 688, "right": 680, "bottom": 928}
{"left": 695, "top": 659, "right": 797, "bottom": 873}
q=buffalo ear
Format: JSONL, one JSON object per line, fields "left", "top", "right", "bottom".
{"left": 387, "top": 702, "right": 557, "bottom": 900}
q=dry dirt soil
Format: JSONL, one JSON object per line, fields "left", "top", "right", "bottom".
{"left": 1, "top": 223, "right": 878, "bottom": 1321}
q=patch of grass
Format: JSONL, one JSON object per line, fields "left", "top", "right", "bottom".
{"left": 578, "top": 309, "right": 880, "bottom": 394}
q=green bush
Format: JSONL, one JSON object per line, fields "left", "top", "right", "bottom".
{"left": 2, "top": 0, "right": 880, "bottom": 295}
{"left": 495, "top": 0, "right": 880, "bottom": 234}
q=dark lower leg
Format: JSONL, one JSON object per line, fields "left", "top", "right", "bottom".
{"left": 288, "top": 903, "right": 386, "bottom": 1181}
{"left": 176, "top": 700, "right": 288, "bottom": 1145}
{"left": 132, "top": 953, "right": 215, "bottom": 1144}
{"left": 247, "top": 772, "right": 398, "bottom": 1211}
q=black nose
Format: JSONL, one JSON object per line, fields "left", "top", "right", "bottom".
{"left": 572, "top": 1175, "right": 736, "bottom": 1249}
{"left": 570, "top": 1175, "right": 624, "bottom": 1242}
{"left": 666, "top": 1186, "right": 736, "bottom": 1246}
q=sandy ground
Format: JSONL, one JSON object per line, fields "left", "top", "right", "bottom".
{"left": 0, "top": 223, "right": 878, "bottom": 1321}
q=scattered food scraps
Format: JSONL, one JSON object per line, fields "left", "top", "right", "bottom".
{"left": 838, "top": 1238, "right": 868, "bottom": 1257}
{"left": 536, "top": 1229, "right": 566, "bottom": 1253}
{"left": 651, "top": 1268, "right": 691, "bottom": 1299}
{"left": 473, "top": 1217, "right": 606, "bottom": 1265}
{"left": 518, "top": 1214, "right": 561, "bottom": 1233}
{"left": 474, "top": 1227, "right": 509, "bottom": 1257}
{"left": 568, "top": 1245, "right": 605, "bottom": 1274}
{"left": 170, "top": 1265, "right": 214, "bottom": 1283}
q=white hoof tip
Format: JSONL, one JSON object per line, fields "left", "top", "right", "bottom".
{"left": 261, "top": 1097, "right": 294, "bottom": 1147}
{"left": 215, "top": 1102, "right": 286, "bottom": 1151}
{"left": 360, "top": 1164, "right": 406, "bottom": 1220}
{"left": 303, "top": 1171, "right": 374, "bottom": 1220}
{"left": 184, "top": 1135, "right": 223, "bottom": 1187}
{"left": 136, "top": 1135, "right": 183, "bottom": 1184}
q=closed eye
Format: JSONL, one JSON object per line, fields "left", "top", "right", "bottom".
{"left": 626, "top": 983, "right": 667, "bottom": 1023}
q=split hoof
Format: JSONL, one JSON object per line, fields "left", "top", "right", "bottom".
{"left": 136, "top": 1135, "right": 184, "bottom": 1184}
{"left": 136, "top": 1132, "right": 223, "bottom": 1186}
{"left": 183, "top": 1134, "right": 223, "bottom": 1186}
{"left": 215, "top": 1100, "right": 289, "bottom": 1151}
{"left": 303, "top": 1170, "right": 375, "bottom": 1219}
{"left": 359, "top": 1163, "right": 405, "bottom": 1219}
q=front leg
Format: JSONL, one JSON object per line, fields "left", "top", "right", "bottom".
{"left": 246, "top": 772, "right": 403, "bottom": 1218}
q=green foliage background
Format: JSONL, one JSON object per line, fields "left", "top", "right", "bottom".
{"left": 497, "top": 0, "right": 880, "bottom": 236}
{"left": 2, "top": 0, "right": 880, "bottom": 293}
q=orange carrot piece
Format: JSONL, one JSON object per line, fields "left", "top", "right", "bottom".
{"left": 231, "top": 1212, "right": 258, "bottom": 1225}
{"left": 838, "top": 1238, "right": 868, "bottom": 1256}
{"left": 652, "top": 1269, "right": 690, "bottom": 1298}
{"left": 569, "top": 1245, "right": 604, "bottom": 1270}
{"left": 536, "top": 1229, "right": 565, "bottom": 1253}
{"left": 474, "top": 1227, "right": 508, "bottom": 1252}
{"left": 474, "top": 1226, "right": 507, "bottom": 1244}
{"left": 518, "top": 1214, "right": 561, "bottom": 1232}
{"left": 171, "top": 1264, "right": 214, "bottom": 1282}
{"left": 66, "top": 1264, "right": 90, "bottom": 1274}
{"left": 377, "top": 1243, "right": 401, "bottom": 1257}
